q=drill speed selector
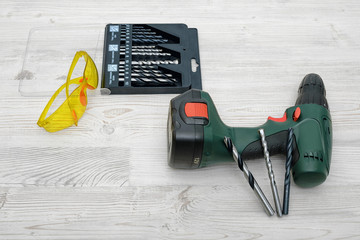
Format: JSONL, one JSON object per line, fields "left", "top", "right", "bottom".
{"left": 267, "top": 107, "right": 301, "bottom": 123}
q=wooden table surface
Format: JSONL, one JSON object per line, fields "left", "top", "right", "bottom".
{"left": 1, "top": 1, "right": 360, "bottom": 239}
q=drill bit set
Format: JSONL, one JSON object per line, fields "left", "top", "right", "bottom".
{"left": 101, "top": 24, "right": 202, "bottom": 94}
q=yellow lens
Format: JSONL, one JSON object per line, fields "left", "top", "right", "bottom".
{"left": 37, "top": 78, "right": 84, "bottom": 132}
{"left": 84, "top": 53, "right": 98, "bottom": 89}
{"left": 66, "top": 85, "right": 87, "bottom": 123}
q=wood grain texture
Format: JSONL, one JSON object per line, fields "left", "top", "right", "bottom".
{"left": 0, "top": 186, "right": 359, "bottom": 240}
{"left": 1, "top": 0, "right": 360, "bottom": 239}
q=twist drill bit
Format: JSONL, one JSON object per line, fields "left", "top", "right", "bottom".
{"left": 131, "top": 38, "right": 169, "bottom": 43}
{"left": 120, "top": 37, "right": 167, "bottom": 43}
{"left": 283, "top": 128, "right": 294, "bottom": 215}
{"left": 125, "top": 52, "right": 171, "bottom": 56}
{"left": 120, "top": 48, "right": 163, "bottom": 52}
{"left": 131, "top": 69, "right": 173, "bottom": 78}
{"left": 119, "top": 73, "right": 177, "bottom": 82}
{"left": 132, "top": 34, "right": 163, "bottom": 39}
{"left": 132, "top": 31, "right": 156, "bottom": 35}
{"left": 224, "top": 136, "right": 275, "bottom": 216}
{"left": 129, "top": 67, "right": 176, "bottom": 79}
{"left": 120, "top": 66, "right": 166, "bottom": 74}
{"left": 125, "top": 64, "right": 153, "bottom": 68}
{"left": 120, "top": 60, "right": 179, "bottom": 65}
{"left": 132, "top": 26, "right": 151, "bottom": 30}
{"left": 130, "top": 45, "right": 156, "bottom": 49}
{"left": 258, "top": 129, "right": 282, "bottom": 217}
{"left": 131, "top": 65, "right": 158, "bottom": 69}
{"left": 119, "top": 77, "right": 176, "bottom": 86}
{"left": 124, "top": 71, "right": 174, "bottom": 79}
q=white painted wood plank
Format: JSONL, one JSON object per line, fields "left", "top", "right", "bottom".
{"left": 0, "top": 186, "right": 359, "bottom": 240}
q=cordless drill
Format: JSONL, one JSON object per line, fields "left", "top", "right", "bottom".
{"left": 167, "top": 73, "right": 332, "bottom": 188}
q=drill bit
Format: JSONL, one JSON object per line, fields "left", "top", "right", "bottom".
{"left": 131, "top": 69, "right": 173, "bottom": 77}
{"left": 120, "top": 48, "right": 164, "bottom": 52}
{"left": 120, "top": 37, "right": 168, "bottom": 43}
{"left": 132, "top": 34, "right": 163, "bottom": 39}
{"left": 121, "top": 52, "right": 171, "bottom": 56}
{"left": 258, "top": 129, "right": 282, "bottom": 217}
{"left": 224, "top": 136, "right": 275, "bottom": 216}
{"left": 120, "top": 60, "right": 179, "bottom": 65}
{"left": 132, "top": 26, "right": 151, "bottom": 30}
{"left": 131, "top": 38, "right": 168, "bottom": 43}
{"left": 119, "top": 73, "right": 177, "bottom": 82}
{"left": 132, "top": 31, "right": 156, "bottom": 35}
{"left": 119, "top": 65, "right": 159, "bottom": 72}
{"left": 131, "top": 64, "right": 158, "bottom": 69}
{"left": 119, "top": 71, "right": 175, "bottom": 79}
{"left": 125, "top": 66, "right": 176, "bottom": 79}
{"left": 283, "top": 128, "right": 294, "bottom": 215}
{"left": 130, "top": 45, "right": 156, "bottom": 49}
{"left": 119, "top": 77, "right": 176, "bottom": 86}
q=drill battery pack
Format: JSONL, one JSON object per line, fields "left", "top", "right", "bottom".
{"left": 101, "top": 24, "right": 202, "bottom": 94}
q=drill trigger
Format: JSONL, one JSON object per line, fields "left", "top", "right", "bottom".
{"left": 268, "top": 112, "right": 287, "bottom": 122}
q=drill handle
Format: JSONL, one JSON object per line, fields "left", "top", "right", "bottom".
{"left": 240, "top": 130, "right": 291, "bottom": 160}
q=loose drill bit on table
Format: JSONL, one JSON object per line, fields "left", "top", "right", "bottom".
{"left": 224, "top": 136, "right": 275, "bottom": 216}
{"left": 258, "top": 128, "right": 282, "bottom": 217}
{"left": 283, "top": 128, "right": 294, "bottom": 215}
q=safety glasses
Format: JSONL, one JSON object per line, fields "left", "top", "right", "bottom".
{"left": 37, "top": 51, "right": 98, "bottom": 132}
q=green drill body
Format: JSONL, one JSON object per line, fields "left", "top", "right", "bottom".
{"left": 167, "top": 74, "right": 332, "bottom": 189}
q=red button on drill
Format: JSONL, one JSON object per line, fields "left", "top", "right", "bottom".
{"left": 185, "top": 102, "right": 208, "bottom": 119}
{"left": 293, "top": 107, "right": 301, "bottom": 121}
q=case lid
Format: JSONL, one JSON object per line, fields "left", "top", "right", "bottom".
{"left": 19, "top": 25, "right": 109, "bottom": 97}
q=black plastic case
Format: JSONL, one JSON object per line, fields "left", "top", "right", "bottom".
{"left": 101, "top": 24, "right": 202, "bottom": 94}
